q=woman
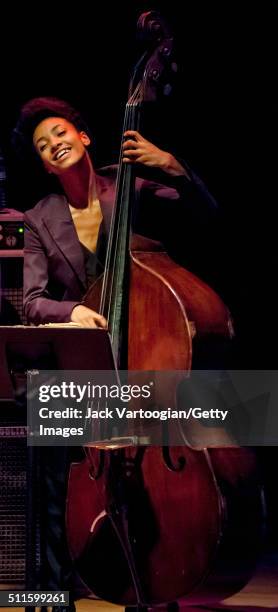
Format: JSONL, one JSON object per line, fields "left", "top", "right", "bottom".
{"left": 12, "top": 96, "right": 221, "bottom": 609}
{"left": 13, "top": 96, "right": 219, "bottom": 327}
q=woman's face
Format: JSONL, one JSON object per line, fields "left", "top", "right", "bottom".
{"left": 33, "top": 116, "right": 90, "bottom": 175}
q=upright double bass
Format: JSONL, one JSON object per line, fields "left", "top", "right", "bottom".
{"left": 67, "top": 12, "right": 262, "bottom": 610}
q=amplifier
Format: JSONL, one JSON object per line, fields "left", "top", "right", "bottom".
{"left": 0, "top": 418, "right": 27, "bottom": 588}
{"left": 0, "top": 256, "right": 24, "bottom": 325}
{"left": 0, "top": 405, "right": 41, "bottom": 589}
{"left": 0, "top": 208, "right": 24, "bottom": 251}
{"left": 0, "top": 209, "right": 24, "bottom": 324}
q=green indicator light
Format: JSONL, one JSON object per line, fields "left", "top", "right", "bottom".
{"left": 18, "top": 228, "right": 24, "bottom": 233}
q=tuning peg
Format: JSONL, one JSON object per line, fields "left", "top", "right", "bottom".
{"left": 160, "top": 45, "right": 171, "bottom": 57}
{"left": 163, "top": 84, "right": 173, "bottom": 97}
{"left": 150, "top": 68, "right": 160, "bottom": 81}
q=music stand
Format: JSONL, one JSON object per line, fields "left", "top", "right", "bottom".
{"left": 0, "top": 326, "right": 115, "bottom": 401}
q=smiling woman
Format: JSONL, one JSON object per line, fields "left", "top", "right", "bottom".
{"left": 13, "top": 95, "right": 217, "bottom": 329}
{"left": 33, "top": 118, "right": 91, "bottom": 174}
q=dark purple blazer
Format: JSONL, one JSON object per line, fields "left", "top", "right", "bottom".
{"left": 24, "top": 165, "right": 219, "bottom": 324}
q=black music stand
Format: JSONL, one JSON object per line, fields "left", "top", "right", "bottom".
{"left": 0, "top": 326, "right": 115, "bottom": 401}
{"left": 0, "top": 326, "right": 115, "bottom": 611}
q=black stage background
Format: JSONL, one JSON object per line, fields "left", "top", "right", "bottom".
{"left": 0, "top": 1, "right": 276, "bottom": 367}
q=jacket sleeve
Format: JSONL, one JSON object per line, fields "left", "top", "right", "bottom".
{"left": 172, "top": 162, "right": 219, "bottom": 212}
{"left": 135, "top": 164, "right": 226, "bottom": 298}
{"left": 24, "top": 212, "right": 80, "bottom": 324}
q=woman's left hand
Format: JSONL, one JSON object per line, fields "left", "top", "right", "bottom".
{"left": 123, "top": 130, "right": 189, "bottom": 178}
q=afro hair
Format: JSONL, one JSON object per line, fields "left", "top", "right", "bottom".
{"left": 12, "top": 96, "right": 91, "bottom": 158}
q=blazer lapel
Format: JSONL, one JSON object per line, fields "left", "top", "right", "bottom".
{"left": 94, "top": 171, "right": 117, "bottom": 266}
{"left": 42, "top": 195, "right": 87, "bottom": 290}
{"left": 96, "top": 171, "right": 116, "bottom": 235}
{"left": 41, "top": 172, "right": 116, "bottom": 292}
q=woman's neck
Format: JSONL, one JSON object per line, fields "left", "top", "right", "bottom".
{"left": 59, "top": 152, "right": 97, "bottom": 209}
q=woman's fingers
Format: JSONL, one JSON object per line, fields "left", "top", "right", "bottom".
{"left": 71, "top": 305, "right": 107, "bottom": 328}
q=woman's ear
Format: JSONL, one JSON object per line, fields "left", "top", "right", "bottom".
{"left": 80, "top": 131, "right": 91, "bottom": 147}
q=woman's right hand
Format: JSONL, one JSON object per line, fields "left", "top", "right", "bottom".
{"left": 70, "top": 304, "right": 107, "bottom": 328}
